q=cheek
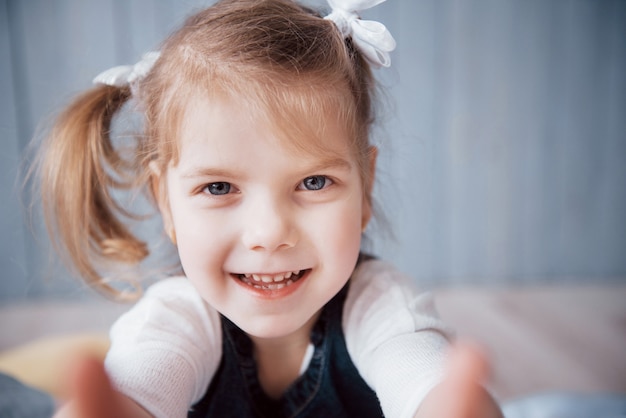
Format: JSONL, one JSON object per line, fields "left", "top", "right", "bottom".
{"left": 334, "top": 203, "right": 362, "bottom": 244}
{"left": 309, "top": 197, "right": 363, "bottom": 261}
{"left": 169, "top": 203, "right": 230, "bottom": 274}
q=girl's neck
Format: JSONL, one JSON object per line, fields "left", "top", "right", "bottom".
{"left": 248, "top": 311, "right": 321, "bottom": 399}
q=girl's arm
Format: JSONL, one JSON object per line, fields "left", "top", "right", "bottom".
{"left": 55, "top": 277, "right": 221, "bottom": 418}
{"left": 102, "top": 277, "right": 222, "bottom": 417}
{"left": 414, "top": 343, "right": 504, "bottom": 418}
{"left": 55, "top": 357, "right": 152, "bottom": 418}
{"left": 343, "top": 259, "right": 503, "bottom": 417}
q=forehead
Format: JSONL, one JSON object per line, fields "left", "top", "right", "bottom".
{"left": 176, "top": 88, "right": 356, "bottom": 165}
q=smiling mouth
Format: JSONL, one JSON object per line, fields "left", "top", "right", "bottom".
{"left": 233, "top": 269, "right": 310, "bottom": 290}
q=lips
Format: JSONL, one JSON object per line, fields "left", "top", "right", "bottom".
{"left": 234, "top": 269, "right": 309, "bottom": 291}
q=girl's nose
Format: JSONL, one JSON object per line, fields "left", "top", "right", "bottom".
{"left": 241, "top": 197, "right": 298, "bottom": 252}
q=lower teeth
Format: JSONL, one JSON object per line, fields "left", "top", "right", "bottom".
{"left": 252, "top": 280, "right": 292, "bottom": 290}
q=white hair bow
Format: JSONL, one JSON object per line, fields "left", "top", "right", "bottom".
{"left": 93, "top": 0, "right": 395, "bottom": 88}
{"left": 93, "top": 51, "right": 160, "bottom": 87}
{"left": 325, "top": 0, "right": 396, "bottom": 68}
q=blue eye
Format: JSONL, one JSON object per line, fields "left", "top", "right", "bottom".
{"left": 205, "top": 182, "right": 231, "bottom": 195}
{"left": 301, "top": 175, "right": 329, "bottom": 191}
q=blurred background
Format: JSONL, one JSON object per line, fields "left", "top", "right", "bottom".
{"left": 0, "top": 0, "right": 625, "bottom": 299}
{"left": 1, "top": 0, "right": 625, "bottom": 409}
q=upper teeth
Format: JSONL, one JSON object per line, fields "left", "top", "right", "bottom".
{"left": 244, "top": 270, "right": 299, "bottom": 283}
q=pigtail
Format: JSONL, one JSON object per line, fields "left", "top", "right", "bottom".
{"left": 37, "top": 84, "right": 148, "bottom": 299}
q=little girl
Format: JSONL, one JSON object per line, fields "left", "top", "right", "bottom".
{"left": 38, "top": 0, "right": 503, "bottom": 417}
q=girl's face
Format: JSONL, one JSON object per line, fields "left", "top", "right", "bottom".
{"left": 159, "top": 96, "right": 372, "bottom": 340}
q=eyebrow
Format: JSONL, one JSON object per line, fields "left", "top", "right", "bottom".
{"left": 305, "top": 156, "right": 353, "bottom": 173}
{"left": 180, "top": 167, "right": 238, "bottom": 180}
{"left": 180, "top": 156, "right": 352, "bottom": 180}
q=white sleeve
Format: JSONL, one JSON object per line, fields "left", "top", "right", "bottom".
{"left": 104, "top": 277, "right": 222, "bottom": 418}
{"left": 343, "top": 260, "right": 452, "bottom": 418}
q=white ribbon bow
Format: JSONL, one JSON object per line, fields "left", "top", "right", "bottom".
{"left": 93, "top": 51, "right": 161, "bottom": 87}
{"left": 325, "top": 0, "right": 396, "bottom": 68}
{"left": 93, "top": 0, "right": 395, "bottom": 88}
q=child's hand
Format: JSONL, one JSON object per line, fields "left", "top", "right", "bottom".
{"left": 415, "top": 342, "right": 504, "bottom": 418}
{"left": 55, "top": 356, "right": 152, "bottom": 418}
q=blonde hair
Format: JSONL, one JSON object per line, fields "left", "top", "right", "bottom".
{"left": 36, "top": 0, "right": 378, "bottom": 299}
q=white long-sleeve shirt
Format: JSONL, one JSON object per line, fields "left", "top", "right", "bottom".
{"left": 105, "top": 259, "right": 451, "bottom": 418}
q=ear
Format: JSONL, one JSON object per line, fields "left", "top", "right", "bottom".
{"left": 361, "top": 146, "right": 378, "bottom": 231}
{"left": 149, "top": 161, "right": 176, "bottom": 245}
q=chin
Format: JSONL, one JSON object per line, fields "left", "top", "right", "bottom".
{"left": 235, "top": 312, "right": 317, "bottom": 340}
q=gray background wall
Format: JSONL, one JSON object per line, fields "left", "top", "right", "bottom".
{"left": 1, "top": 0, "right": 625, "bottom": 301}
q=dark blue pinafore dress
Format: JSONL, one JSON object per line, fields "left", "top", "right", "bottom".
{"left": 188, "top": 280, "right": 384, "bottom": 418}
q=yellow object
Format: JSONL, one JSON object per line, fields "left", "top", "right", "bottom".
{"left": 0, "top": 333, "right": 110, "bottom": 399}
